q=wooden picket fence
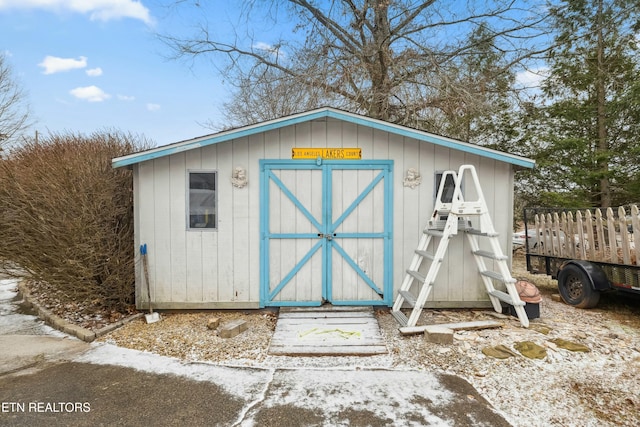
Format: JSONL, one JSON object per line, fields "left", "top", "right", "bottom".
{"left": 531, "top": 205, "right": 640, "bottom": 266}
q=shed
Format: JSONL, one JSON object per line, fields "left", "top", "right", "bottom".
{"left": 112, "top": 107, "right": 534, "bottom": 310}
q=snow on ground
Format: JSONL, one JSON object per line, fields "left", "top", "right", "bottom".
{"left": 4, "top": 268, "right": 640, "bottom": 426}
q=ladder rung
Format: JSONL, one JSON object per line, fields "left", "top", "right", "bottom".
{"left": 453, "top": 206, "right": 486, "bottom": 215}
{"left": 415, "top": 249, "right": 435, "bottom": 260}
{"left": 489, "top": 290, "right": 525, "bottom": 306}
{"left": 473, "top": 250, "right": 508, "bottom": 260}
{"left": 480, "top": 270, "right": 516, "bottom": 283}
{"left": 406, "top": 269, "right": 426, "bottom": 284}
{"left": 465, "top": 228, "right": 499, "bottom": 237}
{"left": 398, "top": 290, "right": 416, "bottom": 307}
{"left": 391, "top": 310, "right": 408, "bottom": 326}
{"left": 391, "top": 165, "right": 530, "bottom": 329}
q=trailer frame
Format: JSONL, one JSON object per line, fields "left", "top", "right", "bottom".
{"left": 523, "top": 206, "right": 640, "bottom": 307}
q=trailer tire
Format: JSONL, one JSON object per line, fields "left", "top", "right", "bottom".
{"left": 558, "top": 264, "right": 600, "bottom": 308}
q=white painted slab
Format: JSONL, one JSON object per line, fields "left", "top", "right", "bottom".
{"left": 269, "top": 307, "right": 387, "bottom": 356}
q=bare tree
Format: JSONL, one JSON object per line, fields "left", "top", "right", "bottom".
{"left": 217, "top": 68, "right": 332, "bottom": 129}
{"left": 0, "top": 53, "right": 31, "bottom": 151}
{"left": 163, "top": 0, "right": 549, "bottom": 132}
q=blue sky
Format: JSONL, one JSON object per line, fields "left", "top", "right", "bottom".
{"left": 0, "top": 0, "right": 241, "bottom": 147}
{"left": 0, "top": 1, "right": 546, "bottom": 148}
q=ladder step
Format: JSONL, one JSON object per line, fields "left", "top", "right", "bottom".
{"left": 480, "top": 270, "right": 516, "bottom": 283}
{"left": 406, "top": 269, "right": 426, "bottom": 284}
{"left": 466, "top": 228, "right": 499, "bottom": 237}
{"left": 391, "top": 310, "right": 409, "bottom": 326}
{"left": 398, "top": 290, "right": 417, "bottom": 307}
{"left": 391, "top": 165, "right": 529, "bottom": 329}
{"left": 489, "top": 290, "right": 526, "bottom": 306}
{"left": 452, "top": 205, "right": 486, "bottom": 215}
{"left": 415, "top": 249, "right": 435, "bottom": 261}
{"left": 473, "top": 250, "right": 508, "bottom": 260}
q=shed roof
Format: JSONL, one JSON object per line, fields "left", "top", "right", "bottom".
{"left": 112, "top": 107, "right": 535, "bottom": 169}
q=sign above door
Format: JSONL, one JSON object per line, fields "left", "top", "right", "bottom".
{"left": 291, "top": 148, "right": 361, "bottom": 160}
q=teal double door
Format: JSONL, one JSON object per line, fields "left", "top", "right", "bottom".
{"left": 260, "top": 160, "right": 393, "bottom": 307}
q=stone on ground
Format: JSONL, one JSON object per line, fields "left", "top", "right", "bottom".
{"left": 219, "top": 319, "right": 248, "bottom": 338}
{"left": 514, "top": 341, "right": 547, "bottom": 359}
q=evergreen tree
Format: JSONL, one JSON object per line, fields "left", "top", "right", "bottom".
{"left": 528, "top": 0, "right": 640, "bottom": 207}
{"left": 415, "top": 23, "right": 517, "bottom": 143}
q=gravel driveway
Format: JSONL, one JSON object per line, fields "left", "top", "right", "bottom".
{"left": 7, "top": 255, "right": 640, "bottom": 426}
{"left": 97, "top": 254, "right": 640, "bottom": 427}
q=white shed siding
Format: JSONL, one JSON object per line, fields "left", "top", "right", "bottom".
{"left": 134, "top": 117, "right": 516, "bottom": 309}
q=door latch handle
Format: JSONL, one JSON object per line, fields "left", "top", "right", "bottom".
{"left": 317, "top": 233, "right": 337, "bottom": 240}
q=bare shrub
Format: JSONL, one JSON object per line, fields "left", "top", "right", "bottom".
{"left": 0, "top": 131, "right": 150, "bottom": 312}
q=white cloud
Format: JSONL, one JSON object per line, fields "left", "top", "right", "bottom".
{"left": 0, "top": 0, "right": 153, "bottom": 25}
{"left": 516, "top": 67, "right": 549, "bottom": 89}
{"left": 117, "top": 94, "right": 135, "bottom": 101}
{"left": 86, "top": 67, "right": 103, "bottom": 76}
{"left": 70, "top": 85, "right": 111, "bottom": 102}
{"left": 253, "top": 42, "right": 280, "bottom": 54}
{"left": 146, "top": 103, "right": 160, "bottom": 111}
{"left": 39, "top": 55, "right": 87, "bottom": 74}
{"left": 253, "top": 41, "right": 286, "bottom": 60}
{"left": 253, "top": 42, "right": 275, "bottom": 52}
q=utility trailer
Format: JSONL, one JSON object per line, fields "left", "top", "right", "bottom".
{"left": 523, "top": 205, "right": 640, "bottom": 308}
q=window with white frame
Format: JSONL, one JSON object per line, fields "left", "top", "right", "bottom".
{"left": 188, "top": 171, "right": 217, "bottom": 230}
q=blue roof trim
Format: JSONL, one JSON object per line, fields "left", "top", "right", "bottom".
{"left": 321, "top": 110, "right": 534, "bottom": 168}
{"left": 112, "top": 107, "right": 535, "bottom": 169}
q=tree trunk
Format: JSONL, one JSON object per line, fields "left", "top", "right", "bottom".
{"left": 368, "top": 1, "right": 392, "bottom": 121}
{"left": 595, "top": 0, "right": 610, "bottom": 207}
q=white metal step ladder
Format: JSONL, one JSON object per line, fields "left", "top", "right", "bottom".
{"left": 391, "top": 165, "right": 529, "bottom": 328}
